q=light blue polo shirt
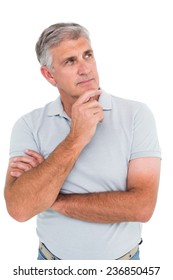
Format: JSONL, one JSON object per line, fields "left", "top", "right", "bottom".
{"left": 9, "top": 90, "right": 161, "bottom": 259}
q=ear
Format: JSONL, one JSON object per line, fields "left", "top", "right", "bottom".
{"left": 40, "top": 66, "right": 57, "bottom": 86}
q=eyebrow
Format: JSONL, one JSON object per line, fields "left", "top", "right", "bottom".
{"left": 84, "top": 49, "right": 93, "bottom": 55}
{"left": 60, "top": 55, "right": 76, "bottom": 65}
{"left": 61, "top": 49, "right": 94, "bottom": 64}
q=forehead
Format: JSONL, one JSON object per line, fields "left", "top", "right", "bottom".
{"left": 50, "top": 37, "right": 92, "bottom": 60}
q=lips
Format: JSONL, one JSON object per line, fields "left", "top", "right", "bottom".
{"left": 77, "top": 78, "right": 94, "bottom": 85}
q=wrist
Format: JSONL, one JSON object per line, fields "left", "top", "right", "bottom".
{"left": 67, "top": 131, "right": 88, "bottom": 150}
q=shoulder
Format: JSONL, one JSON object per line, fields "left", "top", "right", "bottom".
{"left": 103, "top": 91, "right": 153, "bottom": 120}
{"left": 24, "top": 98, "right": 59, "bottom": 119}
{"left": 101, "top": 91, "right": 159, "bottom": 134}
{"left": 14, "top": 98, "right": 60, "bottom": 128}
{"left": 110, "top": 93, "right": 147, "bottom": 113}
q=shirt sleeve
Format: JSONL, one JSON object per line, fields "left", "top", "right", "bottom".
{"left": 9, "top": 116, "right": 39, "bottom": 158}
{"left": 130, "top": 104, "right": 161, "bottom": 160}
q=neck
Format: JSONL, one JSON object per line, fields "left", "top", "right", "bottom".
{"left": 60, "top": 95, "right": 78, "bottom": 118}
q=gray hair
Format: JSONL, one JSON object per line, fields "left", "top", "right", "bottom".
{"left": 35, "top": 23, "right": 90, "bottom": 69}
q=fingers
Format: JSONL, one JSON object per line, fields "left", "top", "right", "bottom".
{"left": 10, "top": 170, "right": 24, "bottom": 178}
{"left": 70, "top": 90, "right": 104, "bottom": 146}
{"left": 77, "top": 99, "right": 103, "bottom": 121}
{"left": 11, "top": 161, "right": 32, "bottom": 171}
{"left": 10, "top": 150, "right": 44, "bottom": 178}
{"left": 74, "top": 94, "right": 103, "bottom": 116}
{"left": 11, "top": 156, "right": 38, "bottom": 168}
{"left": 25, "top": 149, "right": 44, "bottom": 164}
{"left": 75, "top": 89, "right": 101, "bottom": 105}
{"left": 11, "top": 150, "right": 44, "bottom": 167}
{"left": 10, "top": 159, "right": 35, "bottom": 177}
{"left": 81, "top": 99, "right": 101, "bottom": 109}
{"left": 95, "top": 110, "right": 104, "bottom": 123}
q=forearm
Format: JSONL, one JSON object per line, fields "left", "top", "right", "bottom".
{"left": 5, "top": 134, "right": 85, "bottom": 221}
{"left": 51, "top": 189, "right": 152, "bottom": 224}
{"left": 51, "top": 155, "right": 160, "bottom": 224}
{"left": 5, "top": 90, "right": 104, "bottom": 222}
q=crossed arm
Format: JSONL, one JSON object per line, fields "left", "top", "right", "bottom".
{"left": 6, "top": 149, "right": 161, "bottom": 224}
{"left": 4, "top": 90, "right": 161, "bottom": 223}
{"left": 53, "top": 156, "right": 161, "bottom": 223}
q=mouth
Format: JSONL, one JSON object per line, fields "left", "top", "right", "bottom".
{"left": 77, "top": 78, "right": 94, "bottom": 85}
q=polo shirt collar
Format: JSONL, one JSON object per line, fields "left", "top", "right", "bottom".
{"left": 99, "top": 90, "right": 112, "bottom": 111}
{"left": 47, "top": 89, "right": 112, "bottom": 117}
{"left": 47, "top": 97, "right": 66, "bottom": 117}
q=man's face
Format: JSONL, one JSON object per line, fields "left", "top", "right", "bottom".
{"left": 49, "top": 37, "right": 99, "bottom": 100}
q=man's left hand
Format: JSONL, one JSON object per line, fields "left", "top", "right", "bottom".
{"left": 10, "top": 150, "right": 44, "bottom": 178}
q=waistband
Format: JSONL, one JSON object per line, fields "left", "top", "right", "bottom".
{"left": 39, "top": 241, "right": 139, "bottom": 260}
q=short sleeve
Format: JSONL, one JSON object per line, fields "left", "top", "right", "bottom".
{"left": 9, "top": 116, "right": 39, "bottom": 158}
{"left": 130, "top": 104, "right": 161, "bottom": 160}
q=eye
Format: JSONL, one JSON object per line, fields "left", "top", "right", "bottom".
{"left": 65, "top": 57, "right": 75, "bottom": 65}
{"left": 85, "top": 52, "right": 93, "bottom": 59}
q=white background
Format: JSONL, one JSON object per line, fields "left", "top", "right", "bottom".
{"left": 0, "top": 0, "right": 173, "bottom": 276}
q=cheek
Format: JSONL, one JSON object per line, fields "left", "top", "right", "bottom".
{"left": 92, "top": 64, "right": 99, "bottom": 77}
{"left": 55, "top": 71, "right": 75, "bottom": 85}
{"left": 93, "top": 69, "right": 99, "bottom": 83}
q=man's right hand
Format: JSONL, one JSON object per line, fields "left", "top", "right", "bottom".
{"left": 10, "top": 90, "right": 103, "bottom": 179}
{"left": 4, "top": 90, "right": 103, "bottom": 221}
{"left": 69, "top": 90, "right": 104, "bottom": 145}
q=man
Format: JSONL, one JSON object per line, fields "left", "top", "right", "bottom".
{"left": 4, "top": 23, "right": 161, "bottom": 260}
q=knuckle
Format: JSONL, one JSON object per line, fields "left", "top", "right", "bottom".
{"left": 92, "top": 100, "right": 98, "bottom": 106}
{"left": 38, "top": 156, "right": 44, "bottom": 163}
{"left": 78, "top": 106, "right": 83, "bottom": 113}
{"left": 29, "top": 158, "right": 36, "bottom": 166}
{"left": 26, "top": 164, "right": 31, "bottom": 171}
{"left": 86, "top": 111, "right": 92, "bottom": 118}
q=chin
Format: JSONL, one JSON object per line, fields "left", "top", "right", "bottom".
{"left": 81, "top": 85, "right": 99, "bottom": 93}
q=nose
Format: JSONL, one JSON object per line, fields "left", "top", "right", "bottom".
{"left": 78, "top": 60, "right": 90, "bottom": 75}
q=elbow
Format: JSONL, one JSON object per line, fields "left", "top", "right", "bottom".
{"left": 14, "top": 214, "right": 30, "bottom": 223}
{"left": 132, "top": 192, "right": 158, "bottom": 223}
{"left": 6, "top": 206, "right": 30, "bottom": 222}
{"left": 4, "top": 197, "right": 31, "bottom": 222}
{"left": 136, "top": 205, "right": 155, "bottom": 223}
{"left": 4, "top": 190, "right": 31, "bottom": 222}
{"left": 139, "top": 212, "right": 152, "bottom": 223}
